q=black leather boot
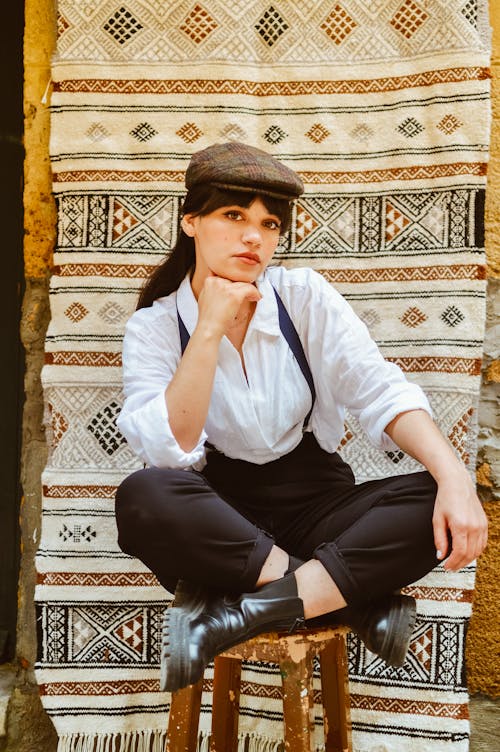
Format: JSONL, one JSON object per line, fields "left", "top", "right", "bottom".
{"left": 161, "top": 573, "right": 305, "bottom": 692}
{"left": 306, "top": 593, "right": 417, "bottom": 668}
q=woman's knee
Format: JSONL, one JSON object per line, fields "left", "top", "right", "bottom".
{"left": 115, "top": 467, "right": 188, "bottom": 544}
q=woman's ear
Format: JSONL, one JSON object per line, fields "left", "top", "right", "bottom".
{"left": 180, "top": 214, "right": 196, "bottom": 237}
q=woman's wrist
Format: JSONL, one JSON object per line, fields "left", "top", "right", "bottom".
{"left": 192, "top": 320, "right": 225, "bottom": 343}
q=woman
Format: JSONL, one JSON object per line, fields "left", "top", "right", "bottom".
{"left": 115, "top": 141, "right": 487, "bottom": 694}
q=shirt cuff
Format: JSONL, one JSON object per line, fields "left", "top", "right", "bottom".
{"left": 362, "top": 385, "right": 433, "bottom": 452}
{"left": 118, "top": 391, "right": 207, "bottom": 469}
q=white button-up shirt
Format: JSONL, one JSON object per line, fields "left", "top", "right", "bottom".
{"left": 117, "top": 266, "right": 431, "bottom": 469}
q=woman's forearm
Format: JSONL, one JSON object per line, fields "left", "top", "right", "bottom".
{"left": 385, "top": 408, "right": 487, "bottom": 571}
{"left": 165, "top": 323, "right": 222, "bottom": 452}
{"left": 384, "top": 409, "right": 465, "bottom": 481}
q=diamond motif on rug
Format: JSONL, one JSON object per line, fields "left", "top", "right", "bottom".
{"left": 397, "top": 116, "right": 425, "bottom": 138}
{"left": 385, "top": 450, "right": 405, "bottom": 464}
{"left": 65, "top": 302, "right": 89, "bottom": 323}
{"left": 390, "top": 0, "right": 429, "bottom": 39}
{"left": 359, "top": 308, "right": 380, "bottom": 329}
{"left": 437, "top": 114, "right": 463, "bottom": 135}
{"left": 86, "top": 122, "right": 110, "bottom": 142}
{"left": 264, "top": 125, "right": 287, "bottom": 144}
{"left": 103, "top": 6, "right": 143, "bottom": 45}
{"left": 87, "top": 401, "right": 127, "bottom": 456}
{"left": 130, "top": 122, "right": 157, "bottom": 142}
{"left": 99, "top": 301, "right": 127, "bottom": 326}
{"left": 177, "top": 122, "right": 203, "bottom": 143}
{"left": 306, "top": 123, "right": 330, "bottom": 143}
{"left": 320, "top": 3, "right": 357, "bottom": 45}
{"left": 255, "top": 6, "right": 289, "bottom": 46}
{"left": 441, "top": 305, "right": 465, "bottom": 327}
{"left": 180, "top": 3, "right": 218, "bottom": 44}
{"left": 351, "top": 123, "right": 374, "bottom": 142}
{"left": 401, "top": 306, "right": 427, "bottom": 328}
{"left": 219, "top": 123, "right": 248, "bottom": 141}
{"left": 461, "top": 0, "right": 478, "bottom": 27}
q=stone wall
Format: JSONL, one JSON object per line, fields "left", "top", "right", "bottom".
{"left": 5, "top": 1, "right": 499, "bottom": 749}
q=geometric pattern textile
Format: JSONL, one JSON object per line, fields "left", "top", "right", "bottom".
{"left": 36, "top": 2, "right": 491, "bottom": 751}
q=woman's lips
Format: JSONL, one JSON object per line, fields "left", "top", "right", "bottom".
{"left": 234, "top": 253, "right": 260, "bottom": 265}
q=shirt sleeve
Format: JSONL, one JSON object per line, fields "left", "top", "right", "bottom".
{"left": 117, "top": 308, "right": 207, "bottom": 469}
{"left": 296, "top": 270, "right": 433, "bottom": 451}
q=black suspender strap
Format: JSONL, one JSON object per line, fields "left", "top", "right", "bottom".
{"left": 272, "top": 287, "right": 316, "bottom": 429}
{"left": 176, "top": 286, "right": 316, "bottom": 429}
{"left": 176, "top": 304, "right": 190, "bottom": 355}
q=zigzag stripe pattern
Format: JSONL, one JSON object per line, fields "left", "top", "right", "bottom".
{"left": 43, "top": 485, "right": 117, "bottom": 498}
{"left": 54, "top": 67, "right": 490, "bottom": 96}
{"left": 52, "top": 163, "right": 487, "bottom": 184}
{"left": 37, "top": 572, "right": 160, "bottom": 587}
{"left": 53, "top": 263, "right": 486, "bottom": 281}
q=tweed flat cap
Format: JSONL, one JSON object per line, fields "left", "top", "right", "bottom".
{"left": 185, "top": 142, "right": 304, "bottom": 200}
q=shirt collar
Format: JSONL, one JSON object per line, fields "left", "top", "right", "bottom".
{"left": 175, "top": 269, "right": 281, "bottom": 338}
{"left": 252, "top": 270, "right": 281, "bottom": 337}
{"left": 175, "top": 273, "right": 199, "bottom": 335}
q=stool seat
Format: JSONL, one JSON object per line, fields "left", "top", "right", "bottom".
{"left": 166, "top": 626, "right": 352, "bottom": 752}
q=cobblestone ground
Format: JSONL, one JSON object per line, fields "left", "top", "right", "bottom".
{"left": 470, "top": 695, "right": 500, "bottom": 751}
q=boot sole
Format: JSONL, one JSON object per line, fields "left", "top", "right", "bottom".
{"left": 160, "top": 607, "right": 193, "bottom": 692}
{"left": 160, "top": 582, "right": 211, "bottom": 692}
{"left": 380, "top": 595, "right": 416, "bottom": 667}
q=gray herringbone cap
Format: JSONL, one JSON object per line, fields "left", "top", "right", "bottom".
{"left": 185, "top": 142, "right": 304, "bottom": 200}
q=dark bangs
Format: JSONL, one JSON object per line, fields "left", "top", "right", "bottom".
{"left": 181, "top": 185, "right": 292, "bottom": 234}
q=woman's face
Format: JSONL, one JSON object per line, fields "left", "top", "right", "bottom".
{"left": 182, "top": 198, "right": 282, "bottom": 295}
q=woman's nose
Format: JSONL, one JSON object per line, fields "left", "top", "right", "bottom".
{"left": 242, "top": 225, "right": 262, "bottom": 244}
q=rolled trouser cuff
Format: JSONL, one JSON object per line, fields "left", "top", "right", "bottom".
{"left": 239, "top": 528, "right": 275, "bottom": 592}
{"left": 313, "top": 542, "right": 362, "bottom": 606}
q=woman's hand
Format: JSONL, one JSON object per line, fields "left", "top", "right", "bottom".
{"left": 196, "top": 275, "right": 262, "bottom": 339}
{"left": 432, "top": 466, "right": 488, "bottom": 571}
{"left": 385, "top": 409, "right": 488, "bottom": 571}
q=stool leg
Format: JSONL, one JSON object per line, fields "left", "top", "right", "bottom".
{"left": 319, "top": 634, "right": 352, "bottom": 752}
{"left": 279, "top": 651, "right": 315, "bottom": 752}
{"left": 166, "top": 679, "right": 203, "bottom": 752}
{"left": 210, "top": 656, "right": 242, "bottom": 752}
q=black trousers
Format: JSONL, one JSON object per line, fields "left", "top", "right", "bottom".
{"left": 115, "top": 434, "right": 438, "bottom": 606}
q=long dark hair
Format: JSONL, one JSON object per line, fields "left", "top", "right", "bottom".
{"left": 137, "top": 185, "right": 292, "bottom": 309}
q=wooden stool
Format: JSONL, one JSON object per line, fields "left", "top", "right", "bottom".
{"left": 166, "top": 626, "right": 352, "bottom": 752}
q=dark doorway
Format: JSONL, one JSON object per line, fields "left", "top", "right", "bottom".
{"left": 0, "top": 0, "right": 24, "bottom": 661}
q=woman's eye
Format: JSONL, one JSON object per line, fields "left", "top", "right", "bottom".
{"left": 225, "top": 211, "right": 242, "bottom": 220}
{"left": 264, "top": 220, "right": 281, "bottom": 230}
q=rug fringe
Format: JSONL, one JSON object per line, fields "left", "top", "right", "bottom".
{"left": 57, "top": 731, "right": 167, "bottom": 752}
{"left": 57, "top": 730, "right": 322, "bottom": 752}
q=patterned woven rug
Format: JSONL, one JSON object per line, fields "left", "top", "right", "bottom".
{"left": 35, "top": 2, "right": 491, "bottom": 750}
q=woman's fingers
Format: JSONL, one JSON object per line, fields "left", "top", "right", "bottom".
{"left": 197, "top": 276, "right": 261, "bottom": 334}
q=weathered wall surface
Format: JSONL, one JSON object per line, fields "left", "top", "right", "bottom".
{"left": 6, "top": 0, "right": 59, "bottom": 749}
{"left": 466, "top": 0, "right": 500, "bottom": 698}
{"left": 5, "top": 1, "right": 499, "bottom": 750}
